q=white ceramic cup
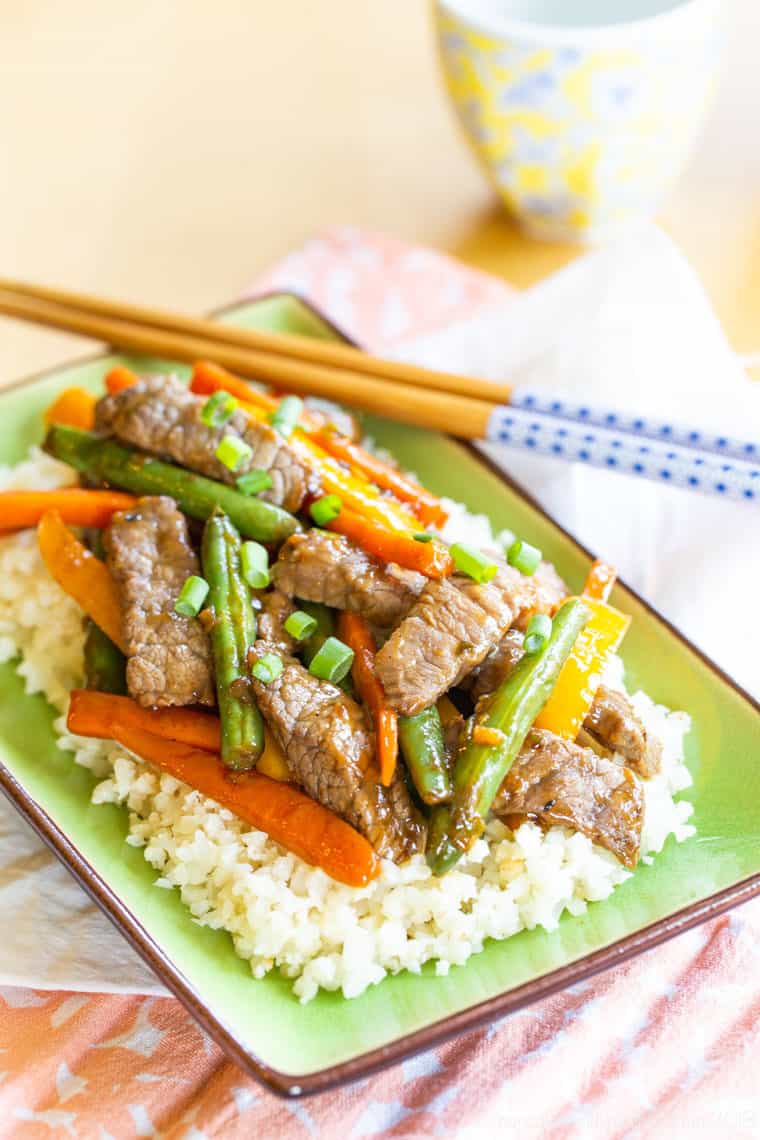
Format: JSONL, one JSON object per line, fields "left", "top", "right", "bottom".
{"left": 434, "top": 0, "right": 721, "bottom": 243}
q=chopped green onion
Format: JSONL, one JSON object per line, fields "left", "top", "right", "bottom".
{"left": 284, "top": 609, "right": 319, "bottom": 641}
{"left": 236, "top": 468, "right": 274, "bottom": 496}
{"left": 524, "top": 612, "right": 552, "bottom": 654}
{"left": 507, "top": 539, "right": 541, "bottom": 576}
{"left": 450, "top": 542, "right": 498, "bottom": 584}
{"left": 216, "top": 434, "right": 253, "bottom": 472}
{"left": 413, "top": 532, "right": 433, "bottom": 543}
{"left": 174, "top": 575, "right": 209, "bottom": 617}
{"left": 251, "top": 652, "right": 283, "bottom": 684}
{"left": 308, "top": 636, "right": 354, "bottom": 684}
{"left": 200, "top": 390, "right": 237, "bottom": 428}
{"left": 270, "top": 395, "right": 303, "bottom": 438}
{"left": 240, "top": 541, "right": 270, "bottom": 589}
{"left": 309, "top": 494, "right": 343, "bottom": 526}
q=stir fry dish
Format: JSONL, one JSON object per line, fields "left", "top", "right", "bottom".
{"left": 3, "top": 364, "right": 671, "bottom": 895}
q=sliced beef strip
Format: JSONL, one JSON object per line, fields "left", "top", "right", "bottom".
{"left": 272, "top": 529, "right": 424, "bottom": 628}
{"left": 255, "top": 589, "right": 296, "bottom": 654}
{"left": 510, "top": 559, "right": 569, "bottom": 630}
{"left": 581, "top": 684, "right": 662, "bottom": 778}
{"left": 104, "top": 495, "right": 214, "bottom": 708}
{"left": 466, "top": 627, "right": 526, "bottom": 702}
{"left": 374, "top": 560, "right": 558, "bottom": 718}
{"left": 95, "top": 374, "right": 314, "bottom": 512}
{"left": 249, "top": 642, "right": 425, "bottom": 863}
{"left": 492, "top": 728, "right": 644, "bottom": 868}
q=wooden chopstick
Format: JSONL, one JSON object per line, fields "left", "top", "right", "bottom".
{"left": 0, "top": 277, "right": 514, "bottom": 405}
{"left": 0, "top": 288, "right": 495, "bottom": 438}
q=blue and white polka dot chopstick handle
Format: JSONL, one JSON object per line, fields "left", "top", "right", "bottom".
{"left": 486, "top": 404, "right": 760, "bottom": 504}
{"left": 510, "top": 385, "right": 759, "bottom": 465}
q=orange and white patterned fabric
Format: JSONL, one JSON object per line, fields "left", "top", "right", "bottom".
{"left": 2, "top": 228, "right": 758, "bottom": 1139}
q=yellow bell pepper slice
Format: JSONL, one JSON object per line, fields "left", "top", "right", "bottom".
{"left": 533, "top": 596, "right": 630, "bottom": 739}
{"left": 256, "top": 730, "right": 291, "bottom": 782}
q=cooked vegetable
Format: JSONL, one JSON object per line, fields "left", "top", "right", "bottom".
{"left": 414, "top": 532, "right": 433, "bottom": 543}
{"left": 37, "top": 510, "right": 126, "bottom": 652}
{"left": 299, "top": 600, "right": 336, "bottom": 666}
{"left": 251, "top": 652, "right": 284, "bottom": 683}
{"left": 104, "top": 366, "right": 139, "bottom": 394}
{"left": 312, "top": 427, "right": 448, "bottom": 528}
{"left": 216, "top": 434, "right": 253, "bottom": 471}
{"left": 99, "top": 721, "right": 380, "bottom": 887}
{"left": 398, "top": 705, "right": 451, "bottom": 805}
{"left": 174, "top": 575, "right": 210, "bottom": 617}
{"left": 310, "top": 494, "right": 343, "bottom": 526}
{"left": 68, "top": 689, "right": 220, "bottom": 751}
{"left": 200, "top": 389, "right": 237, "bottom": 428}
{"left": 236, "top": 469, "right": 274, "bottom": 496}
{"left": 201, "top": 512, "right": 263, "bottom": 769}
{"left": 337, "top": 611, "right": 398, "bottom": 785}
{"left": 0, "top": 489, "right": 136, "bottom": 530}
{"left": 308, "top": 635, "right": 355, "bottom": 685}
{"left": 270, "top": 395, "right": 303, "bottom": 438}
{"left": 283, "top": 609, "right": 318, "bottom": 641}
{"left": 428, "top": 598, "right": 590, "bottom": 874}
{"left": 328, "top": 506, "right": 453, "bottom": 578}
{"left": 533, "top": 597, "right": 631, "bottom": 740}
{"left": 240, "top": 541, "right": 270, "bottom": 589}
{"left": 83, "top": 622, "right": 127, "bottom": 695}
{"left": 190, "top": 360, "right": 279, "bottom": 413}
{"left": 583, "top": 560, "right": 617, "bottom": 603}
{"left": 68, "top": 687, "right": 292, "bottom": 781}
{"left": 160, "top": 361, "right": 431, "bottom": 542}
{"left": 524, "top": 612, "right": 552, "bottom": 654}
{"left": 44, "top": 425, "right": 299, "bottom": 544}
{"left": 507, "top": 539, "right": 541, "bottom": 577}
{"left": 472, "top": 725, "right": 505, "bottom": 747}
{"left": 450, "top": 543, "right": 498, "bottom": 583}
{"left": 44, "top": 387, "right": 96, "bottom": 430}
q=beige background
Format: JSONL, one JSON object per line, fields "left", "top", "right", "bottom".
{"left": 1, "top": 1, "right": 758, "bottom": 384}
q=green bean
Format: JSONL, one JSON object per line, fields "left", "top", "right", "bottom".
{"left": 44, "top": 425, "right": 300, "bottom": 544}
{"left": 83, "top": 619, "right": 127, "bottom": 695}
{"left": 428, "top": 598, "right": 590, "bottom": 875}
{"left": 201, "top": 511, "right": 263, "bottom": 769}
{"left": 399, "top": 706, "right": 452, "bottom": 805}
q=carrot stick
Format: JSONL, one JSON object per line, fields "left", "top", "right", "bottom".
{"left": 68, "top": 688, "right": 292, "bottom": 781}
{"left": 37, "top": 510, "right": 126, "bottom": 652}
{"left": 190, "top": 360, "right": 279, "bottom": 412}
{"left": 191, "top": 359, "right": 325, "bottom": 430}
{"left": 107, "top": 721, "right": 380, "bottom": 887}
{"left": 2, "top": 489, "right": 136, "bottom": 530}
{"left": 583, "top": 560, "right": 617, "bottom": 603}
{"left": 337, "top": 611, "right": 398, "bottom": 785}
{"left": 104, "top": 366, "right": 140, "bottom": 394}
{"left": 68, "top": 689, "right": 221, "bottom": 751}
{"left": 313, "top": 428, "right": 448, "bottom": 528}
{"left": 328, "top": 507, "right": 453, "bottom": 578}
{"left": 44, "top": 387, "right": 96, "bottom": 430}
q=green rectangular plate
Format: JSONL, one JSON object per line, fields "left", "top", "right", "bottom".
{"left": 1, "top": 293, "right": 759, "bottom": 1096}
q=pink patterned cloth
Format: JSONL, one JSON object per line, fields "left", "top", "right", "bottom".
{"left": 2, "top": 228, "right": 758, "bottom": 1139}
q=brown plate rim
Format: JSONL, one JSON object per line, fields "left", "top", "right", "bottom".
{"left": 1, "top": 289, "right": 759, "bottom": 1099}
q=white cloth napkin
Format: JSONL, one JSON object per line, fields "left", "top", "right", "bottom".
{"left": 1, "top": 224, "right": 756, "bottom": 996}
{"left": 385, "top": 225, "right": 760, "bottom": 699}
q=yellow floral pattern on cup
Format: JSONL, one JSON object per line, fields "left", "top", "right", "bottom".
{"left": 434, "top": 3, "right": 720, "bottom": 242}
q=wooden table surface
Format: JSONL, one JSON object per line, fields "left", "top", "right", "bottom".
{"left": 1, "top": 0, "right": 757, "bottom": 386}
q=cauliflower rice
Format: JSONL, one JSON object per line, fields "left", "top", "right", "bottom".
{"left": 0, "top": 448, "right": 696, "bottom": 1002}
